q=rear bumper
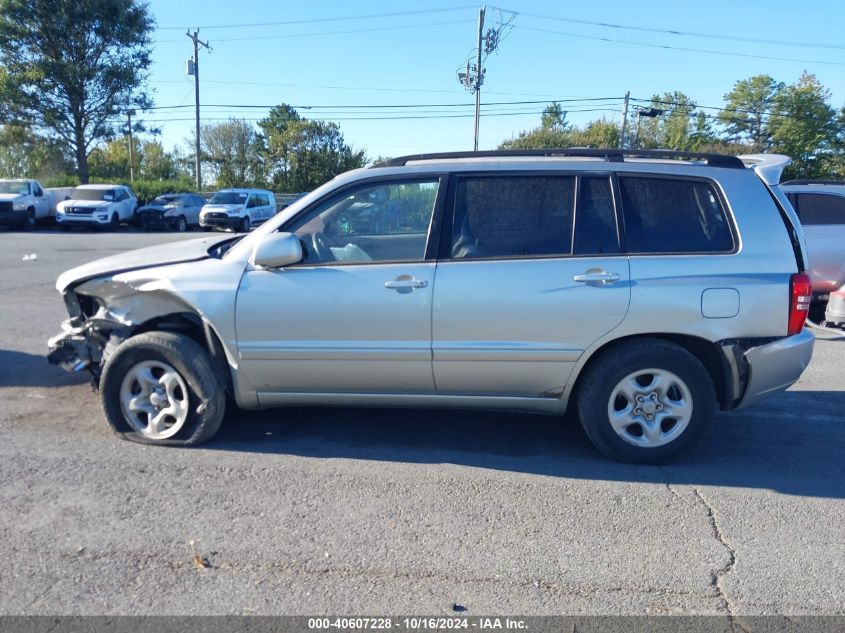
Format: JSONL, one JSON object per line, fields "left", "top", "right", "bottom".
{"left": 733, "top": 330, "right": 814, "bottom": 410}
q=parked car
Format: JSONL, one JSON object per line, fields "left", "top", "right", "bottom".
{"left": 199, "top": 188, "right": 276, "bottom": 232}
{"left": 47, "top": 149, "right": 813, "bottom": 463}
{"left": 55, "top": 184, "right": 137, "bottom": 230}
{"left": 136, "top": 193, "right": 205, "bottom": 232}
{"left": 778, "top": 180, "right": 845, "bottom": 302}
{"left": 824, "top": 285, "right": 845, "bottom": 328}
{"left": 0, "top": 178, "right": 54, "bottom": 228}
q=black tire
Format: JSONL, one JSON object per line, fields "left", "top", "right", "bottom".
{"left": 109, "top": 212, "right": 121, "bottom": 231}
{"left": 175, "top": 216, "right": 187, "bottom": 232}
{"left": 21, "top": 207, "right": 36, "bottom": 231}
{"left": 100, "top": 331, "right": 226, "bottom": 446}
{"left": 239, "top": 216, "right": 250, "bottom": 233}
{"left": 576, "top": 339, "right": 716, "bottom": 464}
{"left": 201, "top": 226, "right": 212, "bottom": 232}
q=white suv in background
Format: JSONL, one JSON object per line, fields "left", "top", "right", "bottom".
{"left": 56, "top": 184, "right": 137, "bottom": 230}
{"left": 199, "top": 188, "right": 277, "bottom": 232}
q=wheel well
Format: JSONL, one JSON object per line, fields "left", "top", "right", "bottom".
{"left": 132, "top": 313, "right": 233, "bottom": 396}
{"left": 570, "top": 333, "right": 729, "bottom": 408}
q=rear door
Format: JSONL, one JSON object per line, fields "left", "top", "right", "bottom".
{"left": 431, "top": 173, "right": 631, "bottom": 397}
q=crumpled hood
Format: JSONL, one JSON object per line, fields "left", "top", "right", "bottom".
{"left": 56, "top": 235, "right": 236, "bottom": 293}
{"left": 0, "top": 193, "right": 25, "bottom": 202}
{"left": 138, "top": 203, "right": 175, "bottom": 213}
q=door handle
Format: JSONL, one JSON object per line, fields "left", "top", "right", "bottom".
{"left": 573, "top": 271, "right": 621, "bottom": 284}
{"left": 384, "top": 279, "right": 428, "bottom": 290}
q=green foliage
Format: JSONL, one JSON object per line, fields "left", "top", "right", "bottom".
{"left": 0, "top": 0, "right": 154, "bottom": 182}
{"left": 719, "top": 75, "right": 784, "bottom": 151}
{"left": 541, "top": 103, "right": 569, "bottom": 131}
{"left": 130, "top": 179, "right": 197, "bottom": 204}
{"left": 500, "top": 118, "right": 620, "bottom": 149}
{"left": 200, "top": 119, "right": 264, "bottom": 188}
{"left": 768, "top": 72, "right": 838, "bottom": 179}
{"left": 0, "top": 122, "right": 72, "bottom": 179}
{"left": 259, "top": 104, "right": 366, "bottom": 192}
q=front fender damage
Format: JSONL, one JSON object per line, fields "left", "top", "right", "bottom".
{"left": 47, "top": 275, "right": 199, "bottom": 377}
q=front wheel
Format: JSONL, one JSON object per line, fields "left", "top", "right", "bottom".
{"left": 576, "top": 339, "right": 716, "bottom": 463}
{"left": 109, "top": 212, "right": 120, "bottom": 231}
{"left": 100, "top": 332, "right": 226, "bottom": 446}
{"left": 238, "top": 216, "right": 250, "bottom": 233}
{"left": 174, "top": 216, "right": 187, "bottom": 232}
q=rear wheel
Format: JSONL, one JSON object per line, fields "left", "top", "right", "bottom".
{"left": 100, "top": 332, "right": 226, "bottom": 446}
{"left": 576, "top": 339, "right": 716, "bottom": 463}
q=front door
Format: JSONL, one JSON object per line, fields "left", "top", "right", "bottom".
{"left": 432, "top": 173, "right": 631, "bottom": 397}
{"left": 235, "top": 177, "right": 443, "bottom": 396}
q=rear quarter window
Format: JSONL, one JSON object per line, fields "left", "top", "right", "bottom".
{"left": 791, "top": 192, "right": 845, "bottom": 225}
{"left": 619, "top": 176, "right": 734, "bottom": 254}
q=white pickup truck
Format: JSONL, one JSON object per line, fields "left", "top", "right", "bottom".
{"left": 0, "top": 179, "right": 54, "bottom": 228}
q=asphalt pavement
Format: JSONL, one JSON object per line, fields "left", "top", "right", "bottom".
{"left": 0, "top": 230, "right": 843, "bottom": 616}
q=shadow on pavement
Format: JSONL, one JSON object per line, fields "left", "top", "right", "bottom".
{"left": 209, "top": 390, "right": 845, "bottom": 499}
{"left": 0, "top": 349, "right": 90, "bottom": 388}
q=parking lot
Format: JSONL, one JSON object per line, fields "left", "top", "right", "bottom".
{"left": 0, "top": 230, "right": 843, "bottom": 616}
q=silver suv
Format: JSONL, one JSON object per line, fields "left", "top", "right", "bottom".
{"left": 47, "top": 149, "right": 814, "bottom": 463}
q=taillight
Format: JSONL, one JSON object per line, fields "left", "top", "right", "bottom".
{"left": 788, "top": 272, "right": 812, "bottom": 335}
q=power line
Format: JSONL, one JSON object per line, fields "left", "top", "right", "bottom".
{"left": 157, "top": 5, "right": 478, "bottom": 31}
{"left": 155, "top": 20, "right": 468, "bottom": 43}
{"left": 516, "top": 25, "right": 845, "bottom": 67}
{"left": 138, "top": 97, "right": 624, "bottom": 111}
{"left": 512, "top": 9, "right": 845, "bottom": 51}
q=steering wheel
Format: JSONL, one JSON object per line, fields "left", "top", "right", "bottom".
{"left": 310, "top": 231, "right": 335, "bottom": 262}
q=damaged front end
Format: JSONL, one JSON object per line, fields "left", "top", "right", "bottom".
{"left": 47, "top": 275, "right": 202, "bottom": 380}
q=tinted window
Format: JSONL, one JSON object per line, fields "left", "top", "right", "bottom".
{"left": 619, "top": 177, "right": 733, "bottom": 253}
{"left": 793, "top": 193, "right": 845, "bottom": 225}
{"left": 574, "top": 177, "right": 620, "bottom": 255}
{"left": 450, "top": 176, "right": 575, "bottom": 259}
{"left": 257, "top": 194, "right": 270, "bottom": 207}
{"left": 289, "top": 179, "right": 439, "bottom": 264}
{"left": 33, "top": 184, "right": 43, "bottom": 196}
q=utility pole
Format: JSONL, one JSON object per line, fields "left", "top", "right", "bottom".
{"left": 126, "top": 109, "right": 136, "bottom": 183}
{"left": 473, "top": 6, "right": 485, "bottom": 151}
{"left": 186, "top": 30, "right": 210, "bottom": 190}
{"left": 619, "top": 91, "right": 630, "bottom": 149}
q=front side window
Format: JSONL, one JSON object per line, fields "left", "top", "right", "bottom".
{"left": 449, "top": 176, "right": 575, "bottom": 259}
{"left": 619, "top": 176, "right": 733, "bottom": 254}
{"left": 792, "top": 193, "right": 845, "bottom": 225}
{"left": 288, "top": 179, "right": 439, "bottom": 265}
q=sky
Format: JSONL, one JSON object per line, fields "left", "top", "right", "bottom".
{"left": 143, "top": 0, "right": 845, "bottom": 160}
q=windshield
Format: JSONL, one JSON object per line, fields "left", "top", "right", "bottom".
{"left": 72, "top": 187, "right": 115, "bottom": 201}
{"left": 0, "top": 181, "right": 29, "bottom": 195}
{"left": 210, "top": 191, "right": 247, "bottom": 205}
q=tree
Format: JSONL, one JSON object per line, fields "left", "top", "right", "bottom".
{"left": 499, "top": 116, "right": 620, "bottom": 150}
{"left": 636, "top": 91, "right": 699, "bottom": 150}
{"left": 718, "top": 75, "right": 784, "bottom": 151}
{"left": 200, "top": 119, "right": 264, "bottom": 188}
{"left": 258, "top": 105, "right": 366, "bottom": 192}
{"left": 541, "top": 103, "right": 569, "bottom": 132}
{"left": 0, "top": 0, "right": 154, "bottom": 182}
{"left": 767, "top": 72, "right": 838, "bottom": 178}
{"left": 0, "top": 122, "right": 71, "bottom": 179}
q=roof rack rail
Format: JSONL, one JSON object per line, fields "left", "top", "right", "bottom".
{"left": 780, "top": 179, "right": 845, "bottom": 186}
{"left": 373, "top": 148, "right": 745, "bottom": 169}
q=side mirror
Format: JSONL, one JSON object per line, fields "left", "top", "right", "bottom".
{"left": 252, "top": 232, "right": 303, "bottom": 269}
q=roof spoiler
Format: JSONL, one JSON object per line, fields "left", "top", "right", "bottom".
{"left": 738, "top": 154, "right": 792, "bottom": 186}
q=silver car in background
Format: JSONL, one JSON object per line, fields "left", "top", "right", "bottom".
{"left": 47, "top": 149, "right": 814, "bottom": 463}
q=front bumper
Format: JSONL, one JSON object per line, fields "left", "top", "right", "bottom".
{"left": 200, "top": 214, "right": 242, "bottom": 229}
{"left": 0, "top": 207, "right": 28, "bottom": 225}
{"left": 137, "top": 211, "right": 177, "bottom": 230}
{"left": 733, "top": 330, "right": 814, "bottom": 410}
{"left": 56, "top": 213, "right": 112, "bottom": 225}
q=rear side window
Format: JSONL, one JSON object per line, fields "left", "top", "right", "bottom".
{"left": 574, "top": 177, "right": 621, "bottom": 255}
{"left": 791, "top": 193, "right": 845, "bottom": 225}
{"left": 619, "top": 177, "right": 733, "bottom": 254}
{"left": 450, "top": 176, "right": 575, "bottom": 259}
